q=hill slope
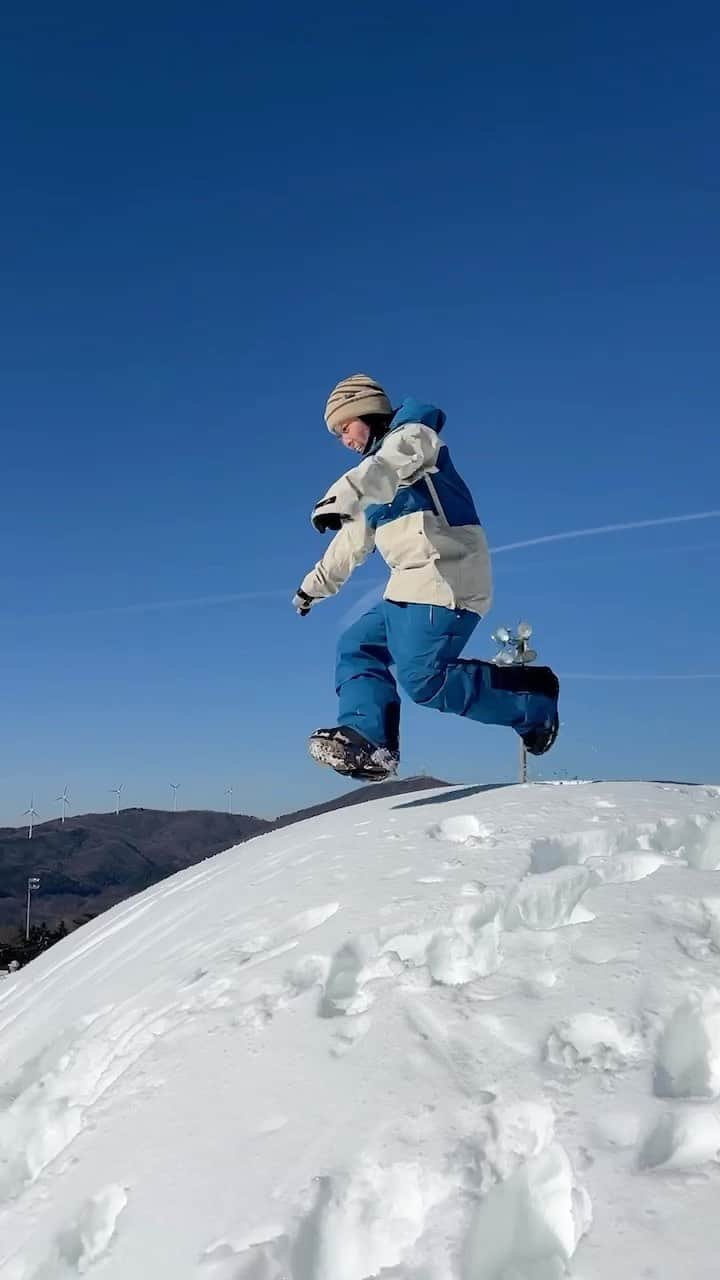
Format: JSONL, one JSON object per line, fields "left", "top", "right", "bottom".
{"left": 0, "top": 807, "right": 272, "bottom": 936}
{"left": 2, "top": 780, "right": 720, "bottom": 1278}
{"left": 0, "top": 776, "right": 449, "bottom": 938}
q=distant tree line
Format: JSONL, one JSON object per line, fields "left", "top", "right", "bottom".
{"left": 0, "top": 915, "right": 95, "bottom": 970}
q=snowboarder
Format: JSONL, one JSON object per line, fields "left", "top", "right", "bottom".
{"left": 293, "top": 374, "right": 559, "bottom": 781}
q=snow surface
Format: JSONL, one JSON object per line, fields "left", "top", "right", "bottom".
{"left": 2, "top": 780, "right": 720, "bottom": 1278}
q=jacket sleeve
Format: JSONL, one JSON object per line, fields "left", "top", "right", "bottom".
{"left": 300, "top": 514, "right": 376, "bottom": 600}
{"left": 312, "top": 423, "right": 441, "bottom": 524}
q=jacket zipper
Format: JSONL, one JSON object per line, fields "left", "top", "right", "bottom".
{"left": 424, "top": 475, "right": 448, "bottom": 525}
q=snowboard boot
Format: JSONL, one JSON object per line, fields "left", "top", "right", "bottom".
{"left": 488, "top": 663, "right": 561, "bottom": 757}
{"left": 519, "top": 668, "right": 559, "bottom": 756}
{"left": 308, "top": 726, "right": 399, "bottom": 782}
{"left": 521, "top": 709, "right": 560, "bottom": 756}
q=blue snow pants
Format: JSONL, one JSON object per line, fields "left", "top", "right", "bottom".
{"left": 336, "top": 601, "right": 555, "bottom": 751}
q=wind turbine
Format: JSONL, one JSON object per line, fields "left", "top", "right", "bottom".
{"left": 491, "top": 620, "right": 538, "bottom": 785}
{"left": 110, "top": 784, "right": 124, "bottom": 815}
{"left": 170, "top": 782, "right": 180, "bottom": 813}
{"left": 225, "top": 785, "right": 233, "bottom": 815}
{"left": 24, "top": 798, "right": 39, "bottom": 839}
{"left": 55, "top": 786, "right": 70, "bottom": 824}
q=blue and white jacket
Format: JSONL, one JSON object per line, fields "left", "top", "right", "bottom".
{"left": 301, "top": 399, "right": 492, "bottom": 616}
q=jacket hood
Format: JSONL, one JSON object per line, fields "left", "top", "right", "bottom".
{"left": 362, "top": 396, "right": 447, "bottom": 457}
{"left": 390, "top": 397, "right": 447, "bottom": 433}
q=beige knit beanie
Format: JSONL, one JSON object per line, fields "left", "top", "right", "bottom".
{"left": 324, "top": 373, "right": 392, "bottom": 435}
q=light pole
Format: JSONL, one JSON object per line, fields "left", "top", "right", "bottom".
{"left": 491, "top": 620, "right": 538, "bottom": 784}
{"left": 26, "top": 876, "right": 40, "bottom": 941}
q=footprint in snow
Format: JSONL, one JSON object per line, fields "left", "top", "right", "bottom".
{"left": 232, "top": 903, "right": 340, "bottom": 967}
{"left": 200, "top": 1229, "right": 289, "bottom": 1277}
{"left": 654, "top": 894, "right": 720, "bottom": 960}
{"left": 404, "top": 1000, "right": 497, "bottom": 1100}
{"left": 0, "top": 1006, "right": 178, "bottom": 1202}
{"left": 638, "top": 1108, "right": 720, "bottom": 1171}
{"left": 504, "top": 866, "right": 596, "bottom": 931}
{"left": 13, "top": 1185, "right": 127, "bottom": 1278}
{"left": 528, "top": 814, "right": 720, "bottom": 877}
{"left": 460, "top": 880, "right": 488, "bottom": 896}
{"left": 572, "top": 936, "right": 639, "bottom": 966}
{"left": 654, "top": 987, "right": 720, "bottom": 1098}
{"left": 317, "top": 937, "right": 377, "bottom": 1019}
{"left": 226, "top": 1101, "right": 591, "bottom": 1280}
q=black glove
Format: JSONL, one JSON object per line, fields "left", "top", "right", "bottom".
{"left": 292, "top": 588, "right": 315, "bottom": 617}
{"left": 311, "top": 496, "right": 351, "bottom": 534}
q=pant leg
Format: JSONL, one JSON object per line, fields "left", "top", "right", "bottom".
{"left": 336, "top": 603, "right": 401, "bottom": 749}
{"left": 386, "top": 602, "right": 555, "bottom": 731}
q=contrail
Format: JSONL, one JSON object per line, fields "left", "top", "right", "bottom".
{"left": 86, "top": 589, "right": 287, "bottom": 616}
{"left": 10, "top": 509, "right": 717, "bottom": 627}
{"left": 561, "top": 672, "right": 720, "bottom": 681}
{"left": 13, "top": 589, "right": 289, "bottom": 624}
{"left": 491, "top": 509, "right": 720, "bottom": 554}
{"left": 338, "top": 508, "right": 720, "bottom": 627}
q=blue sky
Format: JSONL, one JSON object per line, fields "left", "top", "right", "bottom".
{"left": 2, "top": 0, "right": 718, "bottom": 825}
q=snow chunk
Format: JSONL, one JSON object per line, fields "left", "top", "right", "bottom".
{"left": 428, "top": 814, "right": 492, "bottom": 846}
{"left": 588, "top": 852, "right": 672, "bottom": 883}
{"left": 462, "top": 1143, "right": 591, "bottom": 1279}
{"left": 546, "top": 1012, "right": 645, "bottom": 1071}
{"left": 458, "top": 1102, "right": 591, "bottom": 1279}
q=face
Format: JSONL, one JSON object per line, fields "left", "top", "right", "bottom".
{"left": 339, "top": 418, "right": 370, "bottom": 454}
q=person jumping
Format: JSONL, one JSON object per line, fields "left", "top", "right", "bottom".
{"left": 293, "top": 374, "right": 559, "bottom": 782}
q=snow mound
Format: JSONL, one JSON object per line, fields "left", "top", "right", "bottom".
{"left": 2, "top": 780, "right": 720, "bottom": 1279}
{"left": 428, "top": 814, "right": 493, "bottom": 846}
